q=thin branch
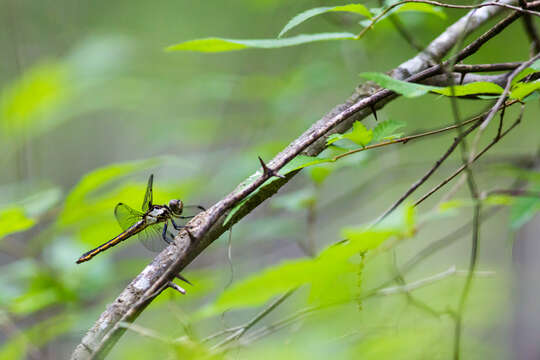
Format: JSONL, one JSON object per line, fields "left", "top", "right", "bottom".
{"left": 415, "top": 108, "right": 523, "bottom": 206}
{"left": 357, "top": 0, "right": 540, "bottom": 39}
{"left": 519, "top": 0, "right": 540, "bottom": 54}
{"left": 332, "top": 102, "right": 518, "bottom": 162}
{"left": 374, "top": 118, "right": 482, "bottom": 224}
{"left": 479, "top": 53, "right": 540, "bottom": 130}
{"left": 210, "top": 290, "right": 294, "bottom": 351}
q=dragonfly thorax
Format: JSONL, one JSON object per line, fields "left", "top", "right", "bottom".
{"left": 168, "top": 199, "right": 184, "bottom": 216}
{"left": 145, "top": 206, "right": 169, "bottom": 224}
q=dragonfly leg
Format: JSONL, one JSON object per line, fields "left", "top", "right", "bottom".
{"left": 170, "top": 218, "right": 186, "bottom": 231}
{"left": 162, "top": 223, "right": 173, "bottom": 245}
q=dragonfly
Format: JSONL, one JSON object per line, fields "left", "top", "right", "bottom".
{"left": 76, "top": 174, "right": 205, "bottom": 264}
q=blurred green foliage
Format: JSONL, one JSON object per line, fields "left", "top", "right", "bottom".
{"left": 0, "top": 0, "right": 538, "bottom": 359}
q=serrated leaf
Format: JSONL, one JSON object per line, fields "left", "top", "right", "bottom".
{"left": 0, "top": 207, "right": 35, "bottom": 240}
{"left": 166, "top": 33, "right": 356, "bottom": 53}
{"left": 359, "top": 72, "right": 436, "bottom": 97}
{"left": 344, "top": 121, "right": 373, "bottom": 146}
{"left": 326, "top": 133, "right": 346, "bottom": 146}
{"left": 432, "top": 82, "right": 504, "bottom": 96}
{"left": 510, "top": 81, "right": 540, "bottom": 100}
{"left": 278, "top": 4, "right": 371, "bottom": 38}
{"left": 372, "top": 119, "right": 406, "bottom": 142}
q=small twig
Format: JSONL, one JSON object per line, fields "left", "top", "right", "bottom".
{"left": 357, "top": 0, "right": 540, "bottom": 39}
{"left": 482, "top": 188, "right": 540, "bottom": 198}
{"left": 479, "top": 53, "right": 540, "bottom": 131}
{"left": 118, "top": 322, "right": 173, "bottom": 344}
{"left": 332, "top": 108, "right": 510, "bottom": 162}
{"left": 375, "top": 265, "right": 494, "bottom": 296}
{"left": 519, "top": 0, "right": 540, "bottom": 54}
{"left": 452, "top": 62, "right": 523, "bottom": 73}
{"left": 374, "top": 119, "right": 481, "bottom": 224}
{"left": 167, "top": 281, "right": 186, "bottom": 295}
{"left": 415, "top": 108, "right": 523, "bottom": 206}
{"left": 211, "top": 290, "right": 295, "bottom": 351}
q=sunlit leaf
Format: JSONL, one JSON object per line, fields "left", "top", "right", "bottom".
{"left": 205, "top": 207, "right": 415, "bottom": 316}
{"left": 327, "top": 121, "right": 372, "bottom": 147}
{"left": 359, "top": 72, "right": 436, "bottom": 98}
{"left": 510, "top": 81, "right": 540, "bottom": 100}
{"left": 0, "top": 207, "right": 35, "bottom": 240}
{"left": 372, "top": 119, "right": 406, "bottom": 142}
{"left": 278, "top": 5, "right": 371, "bottom": 38}
{"left": 166, "top": 33, "right": 356, "bottom": 53}
{"left": 58, "top": 158, "right": 161, "bottom": 227}
{"left": 0, "top": 62, "right": 71, "bottom": 140}
{"left": 432, "top": 82, "right": 504, "bottom": 96}
{"left": 392, "top": 3, "right": 446, "bottom": 18}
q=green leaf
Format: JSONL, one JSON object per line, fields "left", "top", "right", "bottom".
{"left": 58, "top": 158, "right": 161, "bottom": 227}
{"left": 205, "top": 206, "right": 416, "bottom": 316}
{"left": 308, "top": 165, "right": 334, "bottom": 185}
{"left": 359, "top": 72, "right": 436, "bottom": 98}
{"left": 345, "top": 121, "right": 373, "bottom": 146}
{"left": 198, "top": 259, "right": 316, "bottom": 317}
{"left": 0, "top": 62, "right": 71, "bottom": 140}
{"left": 327, "top": 121, "right": 372, "bottom": 147}
{"left": 0, "top": 207, "right": 35, "bottom": 240}
{"left": 510, "top": 189, "right": 540, "bottom": 229}
{"left": 392, "top": 3, "right": 446, "bottom": 18}
{"left": 372, "top": 119, "right": 406, "bottom": 142}
{"left": 278, "top": 4, "right": 371, "bottom": 38}
{"left": 432, "top": 82, "right": 504, "bottom": 96}
{"left": 166, "top": 33, "right": 356, "bottom": 53}
{"left": 510, "top": 81, "right": 540, "bottom": 100}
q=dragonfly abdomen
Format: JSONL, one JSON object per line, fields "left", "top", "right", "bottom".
{"left": 75, "top": 221, "right": 146, "bottom": 264}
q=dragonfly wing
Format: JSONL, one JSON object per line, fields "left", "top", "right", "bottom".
{"left": 137, "top": 222, "right": 168, "bottom": 252}
{"left": 142, "top": 174, "right": 154, "bottom": 212}
{"left": 115, "top": 203, "right": 143, "bottom": 231}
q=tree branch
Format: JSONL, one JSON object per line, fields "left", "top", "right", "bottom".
{"left": 71, "top": 2, "right": 536, "bottom": 358}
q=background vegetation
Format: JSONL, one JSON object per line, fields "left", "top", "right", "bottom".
{"left": 1, "top": 0, "right": 539, "bottom": 359}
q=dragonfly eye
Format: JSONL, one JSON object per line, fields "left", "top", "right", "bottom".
{"left": 169, "top": 199, "right": 184, "bottom": 216}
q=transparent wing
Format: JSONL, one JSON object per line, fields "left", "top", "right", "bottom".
{"left": 142, "top": 174, "right": 154, "bottom": 212}
{"left": 137, "top": 222, "right": 169, "bottom": 252}
{"left": 114, "top": 203, "right": 143, "bottom": 231}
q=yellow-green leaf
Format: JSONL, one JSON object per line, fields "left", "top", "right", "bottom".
{"left": 166, "top": 33, "right": 356, "bottom": 53}
{"left": 0, "top": 207, "right": 35, "bottom": 240}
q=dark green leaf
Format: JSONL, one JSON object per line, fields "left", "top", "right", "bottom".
{"left": 359, "top": 73, "right": 436, "bottom": 98}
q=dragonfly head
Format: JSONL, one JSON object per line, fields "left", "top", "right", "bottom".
{"left": 168, "top": 199, "right": 184, "bottom": 216}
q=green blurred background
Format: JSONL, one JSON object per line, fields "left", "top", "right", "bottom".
{"left": 1, "top": 0, "right": 539, "bottom": 359}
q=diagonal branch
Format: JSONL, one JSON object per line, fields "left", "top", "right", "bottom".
{"left": 71, "top": 2, "right": 536, "bottom": 359}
